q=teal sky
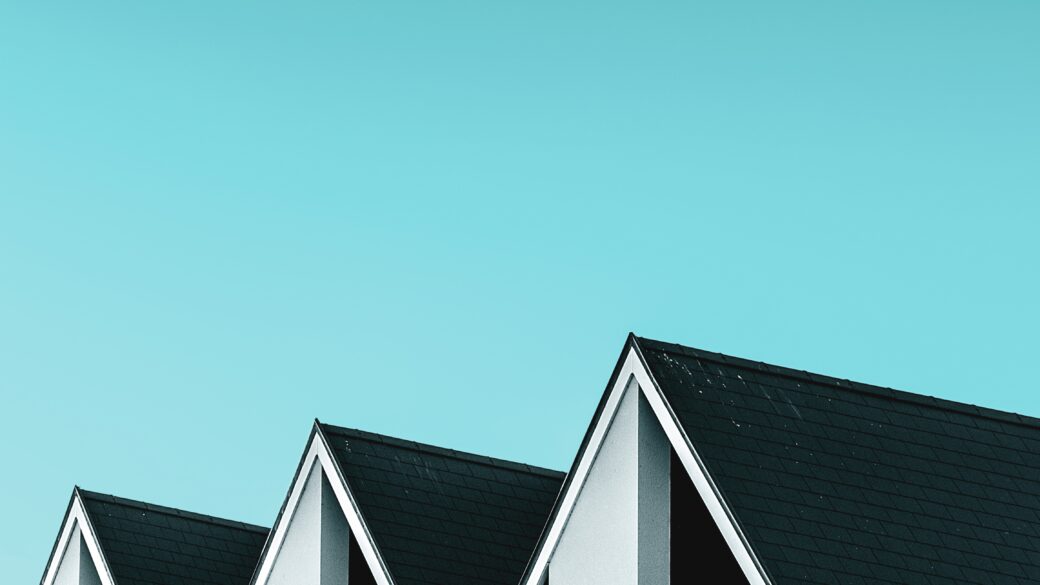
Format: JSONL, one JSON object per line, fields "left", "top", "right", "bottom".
{"left": 3, "top": 1, "right": 1039, "bottom": 581}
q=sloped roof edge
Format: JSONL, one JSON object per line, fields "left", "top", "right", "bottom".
{"left": 39, "top": 488, "right": 80, "bottom": 585}
{"left": 636, "top": 336, "right": 1040, "bottom": 430}
{"left": 518, "top": 334, "right": 787, "bottom": 585}
{"left": 77, "top": 489, "right": 268, "bottom": 534}
{"left": 516, "top": 333, "right": 636, "bottom": 583}
{"left": 40, "top": 487, "right": 119, "bottom": 585}
{"left": 319, "top": 423, "right": 564, "bottom": 479}
{"left": 249, "top": 421, "right": 397, "bottom": 585}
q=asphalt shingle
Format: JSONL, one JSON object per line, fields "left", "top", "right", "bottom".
{"left": 319, "top": 424, "right": 564, "bottom": 585}
{"left": 637, "top": 336, "right": 1040, "bottom": 585}
{"left": 79, "top": 490, "right": 268, "bottom": 585}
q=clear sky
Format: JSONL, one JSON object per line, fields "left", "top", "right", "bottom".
{"left": 2, "top": 0, "right": 1039, "bottom": 581}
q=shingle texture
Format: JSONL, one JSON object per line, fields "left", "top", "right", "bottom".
{"left": 637, "top": 337, "right": 1040, "bottom": 585}
{"left": 79, "top": 490, "right": 268, "bottom": 585}
{"left": 320, "top": 424, "right": 565, "bottom": 585}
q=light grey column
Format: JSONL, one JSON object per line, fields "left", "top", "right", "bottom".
{"left": 320, "top": 469, "right": 351, "bottom": 585}
{"left": 52, "top": 524, "right": 103, "bottom": 585}
{"left": 638, "top": 389, "right": 671, "bottom": 585}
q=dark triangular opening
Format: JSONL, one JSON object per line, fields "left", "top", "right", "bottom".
{"left": 671, "top": 450, "right": 746, "bottom": 583}
{"left": 349, "top": 532, "right": 377, "bottom": 585}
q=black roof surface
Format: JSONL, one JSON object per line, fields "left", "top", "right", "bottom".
{"left": 318, "top": 423, "right": 565, "bottom": 585}
{"left": 78, "top": 490, "right": 269, "bottom": 585}
{"left": 636, "top": 336, "right": 1040, "bottom": 585}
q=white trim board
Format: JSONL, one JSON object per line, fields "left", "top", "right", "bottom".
{"left": 40, "top": 491, "right": 118, "bottom": 585}
{"left": 251, "top": 425, "right": 395, "bottom": 585}
{"left": 521, "top": 346, "right": 773, "bottom": 585}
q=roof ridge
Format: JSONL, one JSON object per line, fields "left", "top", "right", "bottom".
{"left": 77, "top": 489, "right": 269, "bottom": 534}
{"left": 635, "top": 335, "right": 1040, "bottom": 431}
{"left": 318, "top": 423, "right": 565, "bottom": 479}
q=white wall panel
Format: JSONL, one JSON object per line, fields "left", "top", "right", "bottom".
{"left": 269, "top": 462, "right": 351, "bottom": 585}
{"left": 549, "top": 382, "right": 670, "bottom": 585}
{"left": 51, "top": 524, "right": 103, "bottom": 585}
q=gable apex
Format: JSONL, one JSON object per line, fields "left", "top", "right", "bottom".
{"left": 519, "top": 341, "right": 771, "bottom": 585}
{"left": 250, "top": 425, "right": 395, "bottom": 585}
{"left": 40, "top": 489, "right": 117, "bottom": 585}
{"left": 41, "top": 487, "right": 269, "bottom": 585}
{"left": 316, "top": 422, "right": 563, "bottom": 585}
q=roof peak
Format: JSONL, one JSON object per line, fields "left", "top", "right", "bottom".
{"left": 634, "top": 335, "right": 1040, "bottom": 431}
{"left": 77, "top": 489, "right": 269, "bottom": 534}
{"left": 318, "top": 423, "right": 565, "bottom": 479}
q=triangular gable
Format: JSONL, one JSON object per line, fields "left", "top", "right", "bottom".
{"left": 250, "top": 422, "right": 391, "bottom": 585}
{"left": 547, "top": 372, "right": 670, "bottom": 584}
{"left": 267, "top": 460, "right": 351, "bottom": 584}
{"left": 51, "top": 524, "right": 102, "bottom": 585}
{"left": 40, "top": 489, "right": 117, "bottom": 585}
{"left": 519, "top": 335, "right": 772, "bottom": 585}
{"left": 254, "top": 422, "right": 564, "bottom": 585}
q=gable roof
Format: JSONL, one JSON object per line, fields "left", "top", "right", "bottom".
{"left": 318, "top": 423, "right": 565, "bottom": 585}
{"left": 74, "top": 489, "right": 268, "bottom": 585}
{"left": 636, "top": 335, "right": 1040, "bottom": 585}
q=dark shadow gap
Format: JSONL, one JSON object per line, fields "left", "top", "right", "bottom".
{"left": 671, "top": 450, "right": 747, "bottom": 584}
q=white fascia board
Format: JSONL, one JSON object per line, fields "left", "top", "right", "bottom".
{"left": 523, "top": 347, "right": 772, "bottom": 585}
{"left": 252, "top": 430, "right": 395, "bottom": 585}
{"left": 40, "top": 492, "right": 118, "bottom": 585}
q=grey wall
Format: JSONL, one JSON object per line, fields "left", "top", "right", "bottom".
{"left": 638, "top": 385, "right": 670, "bottom": 585}
{"left": 548, "top": 381, "right": 670, "bottom": 585}
{"left": 80, "top": 535, "right": 102, "bottom": 585}
{"left": 52, "top": 524, "right": 82, "bottom": 585}
{"left": 52, "top": 524, "right": 102, "bottom": 585}
{"left": 321, "top": 467, "right": 351, "bottom": 582}
{"left": 269, "top": 463, "right": 351, "bottom": 585}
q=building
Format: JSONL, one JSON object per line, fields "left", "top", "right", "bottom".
{"left": 41, "top": 335, "right": 1040, "bottom": 585}
{"left": 40, "top": 488, "right": 267, "bottom": 585}
{"left": 253, "top": 423, "right": 563, "bottom": 585}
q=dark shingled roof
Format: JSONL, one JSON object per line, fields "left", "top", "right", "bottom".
{"left": 318, "top": 423, "right": 565, "bottom": 585}
{"left": 636, "top": 336, "right": 1040, "bottom": 585}
{"left": 79, "top": 490, "right": 269, "bottom": 585}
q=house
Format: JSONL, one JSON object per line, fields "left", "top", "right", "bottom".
{"left": 39, "top": 488, "right": 268, "bottom": 585}
{"left": 40, "top": 334, "right": 1040, "bottom": 585}
{"left": 522, "top": 335, "right": 1040, "bottom": 585}
{"left": 251, "top": 423, "right": 564, "bottom": 585}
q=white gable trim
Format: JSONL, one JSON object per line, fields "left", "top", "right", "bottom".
{"left": 522, "top": 347, "right": 773, "bottom": 585}
{"left": 41, "top": 491, "right": 118, "bottom": 585}
{"left": 251, "top": 427, "right": 395, "bottom": 585}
